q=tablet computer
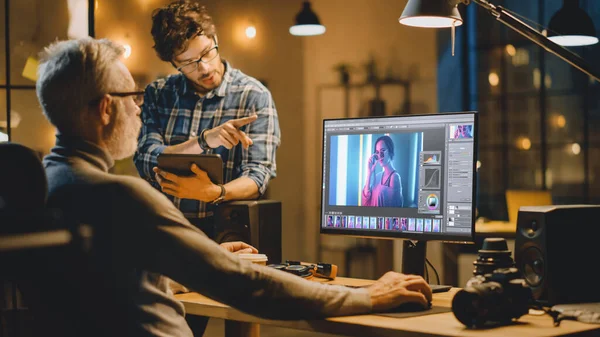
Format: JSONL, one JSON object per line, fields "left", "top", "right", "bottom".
{"left": 156, "top": 153, "right": 223, "bottom": 184}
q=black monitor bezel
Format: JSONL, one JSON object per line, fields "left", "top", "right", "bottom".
{"left": 319, "top": 111, "right": 478, "bottom": 244}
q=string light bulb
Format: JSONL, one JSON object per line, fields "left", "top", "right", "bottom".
{"left": 245, "top": 25, "right": 257, "bottom": 39}
{"left": 123, "top": 44, "right": 132, "bottom": 59}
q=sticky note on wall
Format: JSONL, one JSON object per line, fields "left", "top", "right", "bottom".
{"left": 22, "top": 56, "right": 39, "bottom": 82}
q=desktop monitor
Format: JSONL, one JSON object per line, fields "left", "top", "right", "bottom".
{"left": 320, "top": 111, "right": 478, "bottom": 276}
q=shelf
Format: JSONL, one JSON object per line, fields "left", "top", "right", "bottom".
{"left": 318, "top": 80, "right": 410, "bottom": 90}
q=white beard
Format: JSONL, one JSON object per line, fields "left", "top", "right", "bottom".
{"left": 105, "top": 103, "right": 141, "bottom": 160}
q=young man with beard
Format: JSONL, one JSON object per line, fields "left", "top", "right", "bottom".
{"left": 32, "top": 37, "right": 431, "bottom": 337}
{"left": 134, "top": 0, "right": 281, "bottom": 238}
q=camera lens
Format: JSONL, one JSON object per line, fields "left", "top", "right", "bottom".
{"left": 452, "top": 268, "right": 532, "bottom": 328}
{"left": 452, "top": 289, "right": 482, "bottom": 327}
{"left": 452, "top": 282, "right": 504, "bottom": 327}
{"left": 473, "top": 238, "right": 515, "bottom": 276}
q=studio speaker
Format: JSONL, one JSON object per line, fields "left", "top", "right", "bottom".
{"left": 214, "top": 200, "right": 282, "bottom": 264}
{"left": 515, "top": 205, "right": 600, "bottom": 305}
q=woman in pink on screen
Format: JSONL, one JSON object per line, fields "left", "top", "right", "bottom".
{"left": 362, "top": 135, "right": 403, "bottom": 207}
{"left": 453, "top": 124, "right": 472, "bottom": 139}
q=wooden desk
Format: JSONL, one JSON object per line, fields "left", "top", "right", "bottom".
{"left": 175, "top": 277, "right": 600, "bottom": 337}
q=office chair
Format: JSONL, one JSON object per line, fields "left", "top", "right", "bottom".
{"left": 0, "top": 142, "right": 47, "bottom": 216}
{"left": 505, "top": 189, "right": 553, "bottom": 225}
{"left": 0, "top": 142, "right": 77, "bottom": 268}
{"left": 0, "top": 142, "right": 89, "bottom": 337}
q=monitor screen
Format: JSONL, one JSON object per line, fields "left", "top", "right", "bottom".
{"left": 320, "top": 112, "right": 477, "bottom": 243}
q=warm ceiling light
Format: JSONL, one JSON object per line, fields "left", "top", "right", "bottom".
{"left": 290, "top": 1, "right": 326, "bottom": 36}
{"left": 398, "top": 0, "right": 463, "bottom": 28}
{"left": 245, "top": 25, "right": 257, "bottom": 39}
{"left": 548, "top": 0, "right": 598, "bottom": 47}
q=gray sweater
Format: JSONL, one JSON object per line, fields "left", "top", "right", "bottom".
{"left": 33, "top": 135, "right": 371, "bottom": 337}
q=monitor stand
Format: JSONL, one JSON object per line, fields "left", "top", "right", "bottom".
{"left": 401, "top": 240, "right": 451, "bottom": 293}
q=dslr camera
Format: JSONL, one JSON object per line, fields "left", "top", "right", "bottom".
{"left": 452, "top": 267, "right": 533, "bottom": 328}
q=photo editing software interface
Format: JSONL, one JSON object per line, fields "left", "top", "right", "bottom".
{"left": 320, "top": 112, "right": 477, "bottom": 242}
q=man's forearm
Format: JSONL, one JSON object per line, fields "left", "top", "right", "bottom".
{"left": 224, "top": 177, "right": 260, "bottom": 201}
{"left": 163, "top": 137, "right": 203, "bottom": 155}
{"left": 149, "top": 214, "right": 372, "bottom": 320}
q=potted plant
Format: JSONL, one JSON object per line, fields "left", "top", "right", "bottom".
{"left": 333, "top": 63, "right": 352, "bottom": 85}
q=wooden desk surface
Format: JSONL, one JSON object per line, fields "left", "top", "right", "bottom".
{"left": 175, "top": 277, "right": 600, "bottom": 337}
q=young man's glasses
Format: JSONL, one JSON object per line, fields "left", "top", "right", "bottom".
{"left": 176, "top": 37, "right": 219, "bottom": 75}
{"left": 89, "top": 91, "right": 145, "bottom": 107}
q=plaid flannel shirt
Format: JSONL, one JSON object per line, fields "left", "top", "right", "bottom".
{"left": 134, "top": 61, "right": 281, "bottom": 219}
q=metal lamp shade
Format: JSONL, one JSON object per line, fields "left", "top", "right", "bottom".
{"left": 290, "top": 1, "right": 326, "bottom": 36}
{"left": 547, "top": 1, "right": 598, "bottom": 47}
{"left": 399, "top": 0, "right": 463, "bottom": 28}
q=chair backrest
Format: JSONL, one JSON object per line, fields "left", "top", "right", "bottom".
{"left": 505, "top": 189, "right": 553, "bottom": 224}
{"left": 0, "top": 143, "right": 93, "bottom": 337}
{"left": 0, "top": 142, "right": 47, "bottom": 217}
{"left": 0, "top": 143, "right": 50, "bottom": 330}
